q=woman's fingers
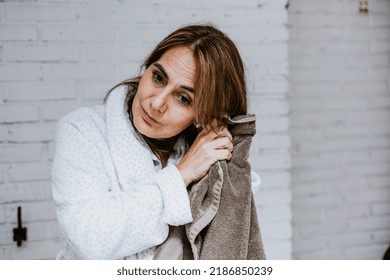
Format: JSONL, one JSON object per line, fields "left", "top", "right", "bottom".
{"left": 176, "top": 125, "right": 233, "bottom": 186}
{"left": 217, "top": 127, "right": 233, "bottom": 141}
{"left": 208, "top": 136, "right": 233, "bottom": 152}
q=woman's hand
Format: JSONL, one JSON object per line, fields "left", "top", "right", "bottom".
{"left": 176, "top": 127, "right": 233, "bottom": 186}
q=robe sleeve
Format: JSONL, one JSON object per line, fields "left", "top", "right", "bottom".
{"left": 51, "top": 118, "right": 192, "bottom": 259}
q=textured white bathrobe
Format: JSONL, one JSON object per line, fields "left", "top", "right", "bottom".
{"left": 51, "top": 86, "right": 261, "bottom": 259}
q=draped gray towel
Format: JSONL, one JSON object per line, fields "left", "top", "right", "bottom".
{"left": 154, "top": 114, "right": 266, "bottom": 260}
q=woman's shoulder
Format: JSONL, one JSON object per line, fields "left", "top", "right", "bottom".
{"left": 56, "top": 103, "right": 106, "bottom": 139}
{"left": 59, "top": 103, "right": 105, "bottom": 126}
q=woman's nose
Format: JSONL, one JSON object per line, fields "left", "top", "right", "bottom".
{"left": 150, "top": 90, "right": 169, "bottom": 113}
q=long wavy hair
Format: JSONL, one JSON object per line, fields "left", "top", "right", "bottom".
{"left": 105, "top": 24, "right": 248, "bottom": 166}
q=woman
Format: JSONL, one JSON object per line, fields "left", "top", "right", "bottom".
{"left": 51, "top": 24, "right": 261, "bottom": 259}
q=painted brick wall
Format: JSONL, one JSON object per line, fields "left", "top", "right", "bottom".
{"left": 0, "top": 0, "right": 291, "bottom": 259}
{"left": 289, "top": 0, "right": 390, "bottom": 259}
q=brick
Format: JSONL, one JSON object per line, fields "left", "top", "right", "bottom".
{"left": 2, "top": 82, "right": 77, "bottom": 101}
{"left": 258, "top": 170, "right": 291, "bottom": 188}
{"left": 0, "top": 182, "right": 50, "bottom": 204}
{"left": 156, "top": 9, "right": 215, "bottom": 24}
{"left": 0, "top": 105, "right": 40, "bottom": 124}
{"left": 0, "top": 247, "right": 7, "bottom": 259}
{"left": 0, "top": 167, "right": 5, "bottom": 183}
{"left": 291, "top": 181, "right": 323, "bottom": 197}
{"left": 315, "top": 150, "right": 372, "bottom": 166}
{"left": 289, "top": 41, "right": 322, "bottom": 55}
{"left": 370, "top": 0, "right": 390, "bottom": 14}
{"left": 222, "top": 10, "right": 287, "bottom": 27}
{"left": 323, "top": 177, "right": 370, "bottom": 193}
{"left": 6, "top": 201, "right": 56, "bottom": 223}
{"left": 4, "top": 3, "right": 78, "bottom": 22}
{"left": 8, "top": 162, "right": 51, "bottom": 182}
{"left": 78, "top": 80, "right": 116, "bottom": 101}
{"left": 294, "top": 249, "right": 347, "bottom": 260}
{"left": 228, "top": 27, "right": 289, "bottom": 44}
{"left": 7, "top": 239, "right": 60, "bottom": 260}
{"left": 262, "top": 240, "right": 291, "bottom": 260}
{"left": 261, "top": 221, "right": 292, "bottom": 239}
{"left": 0, "top": 205, "right": 7, "bottom": 224}
{"left": 258, "top": 0, "right": 290, "bottom": 10}
{"left": 342, "top": 81, "right": 388, "bottom": 94}
{"left": 371, "top": 204, "right": 390, "bottom": 215}
{"left": 42, "top": 103, "right": 83, "bottom": 121}
{"left": 47, "top": 143, "right": 55, "bottom": 161}
{"left": 323, "top": 42, "right": 370, "bottom": 54}
{"left": 84, "top": 44, "right": 146, "bottom": 63}
{"left": 258, "top": 205, "right": 292, "bottom": 223}
{"left": 320, "top": 14, "right": 371, "bottom": 27}
{"left": 323, "top": 205, "right": 371, "bottom": 221}
{"left": 255, "top": 189, "right": 291, "bottom": 206}
{"left": 241, "top": 44, "right": 288, "bottom": 61}
{"left": 258, "top": 134, "right": 290, "bottom": 149}
{"left": 41, "top": 24, "right": 115, "bottom": 42}
{"left": 0, "top": 224, "right": 15, "bottom": 246}
{"left": 16, "top": 221, "right": 60, "bottom": 243}
{"left": 251, "top": 78, "right": 287, "bottom": 95}
{"left": 116, "top": 62, "right": 146, "bottom": 82}
{"left": 6, "top": 122, "right": 57, "bottom": 142}
{"left": 251, "top": 152, "right": 290, "bottom": 170}
{"left": 185, "top": 0, "right": 262, "bottom": 9}
{"left": 0, "top": 63, "right": 42, "bottom": 82}
{"left": 372, "top": 15, "right": 390, "bottom": 26}
{"left": 0, "top": 25, "right": 37, "bottom": 41}
{"left": 290, "top": 0, "right": 346, "bottom": 14}
{"left": 0, "top": 143, "right": 43, "bottom": 163}
{"left": 3, "top": 43, "right": 79, "bottom": 62}
{"left": 253, "top": 60, "right": 288, "bottom": 77}
{"left": 369, "top": 175, "right": 390, "bottom": 188}
{"left": 77, "top": 4, "right": 155, "bottom": 24}
{"left": 256, "top": 116, "right": 289, "bottom": 133}
{"left": 347, "top": 216, "right": 390, "bottom": 232}
{"left": 296, "top": 166, "right": 345, "bottom": 182}
{"left": 291, "top": 237, "right": 323, "bottom": 253}
{"left": 44, "top": 0, "right": 111, "bottom": 2}
{"left": 372, "top": 39, "right": 390, "bottom": 52}
{"left": 42, "top": 63, "right": 116, "bottom": 81}
{"left": 250, "top": 98, "right": 289, "bottom": 116}
{"left": 346, "top": 27, "right": 390, "bottom": 40}
{"left": 293, "top": 27, "right": 346, "bottom": 41}
{"left": 345, "top": 162, "right": 390, "bottom": 177}
{"left": 346, "top": 244, "right": 388, "bottom": 260}
{"left": 372, "top": 230, "right": 390, "bottom": 243}
{"left": 345, "top": 110, "right": 390, "bottom": 124}
{"left": 117, "top": 25, "right": 173, "bottom": 44}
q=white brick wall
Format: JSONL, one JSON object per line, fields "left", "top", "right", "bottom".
{"left": 289, "top": 0, "right": 390, "bottom": 259}
{"left": 0, "top": 0, "right": 290, "bottom": 259}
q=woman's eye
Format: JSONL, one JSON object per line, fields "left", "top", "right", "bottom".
{"left": 177, "top": 94, "right": 191, "bottom": 105}
{"left": 152, "top": 72, "right": 164, "bottom": 84}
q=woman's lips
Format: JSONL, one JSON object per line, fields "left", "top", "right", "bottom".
{"left": 142, "top": 108, "right": 159, "bottom": 125}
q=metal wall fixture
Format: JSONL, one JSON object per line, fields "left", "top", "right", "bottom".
{"left": 13, "top": 206, "right": 27, "bottom": 247}
{"left": 359, "top": 0, "right": 369, "bottom": 14}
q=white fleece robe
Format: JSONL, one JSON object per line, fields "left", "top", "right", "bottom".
{"left": 51, "top": 86, "right": 261, "bottom": 260}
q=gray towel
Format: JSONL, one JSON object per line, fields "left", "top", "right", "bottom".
{"left": 154, "top": 114, "right": 265, "bottom": 260}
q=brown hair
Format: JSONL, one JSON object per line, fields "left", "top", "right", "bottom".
{"left": 105, "top": 24, "right": 248, "bottom": 165}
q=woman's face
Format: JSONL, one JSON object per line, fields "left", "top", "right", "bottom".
{"left": 132, "top": 46, "right": 196, "bottom": 140}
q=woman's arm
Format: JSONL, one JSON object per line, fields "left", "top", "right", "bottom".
{"left": 51, "top": 118, "right": 192, "bottom": 259}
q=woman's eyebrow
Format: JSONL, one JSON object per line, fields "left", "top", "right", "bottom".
{"left": 153, "top": 63, "right": 168, "bottom": 79}
{"left": 153, "top": 62, "right": 195, "bottom": 94}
